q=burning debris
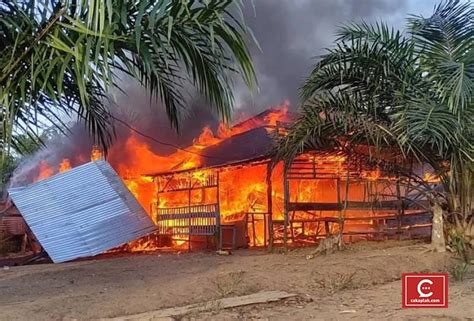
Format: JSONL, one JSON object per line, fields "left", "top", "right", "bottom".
{"left": 5, "top": 101, "right": 436, "bottom": 259}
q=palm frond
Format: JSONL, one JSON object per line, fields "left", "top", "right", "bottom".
{"left": 408, "top": 0, "right": 474, "bottom": 114}
{"left": 0, "top": 0, "right": 257, "bottom": 155}
{"left": 276, "top": 0, "right": 473, "bottom": 221}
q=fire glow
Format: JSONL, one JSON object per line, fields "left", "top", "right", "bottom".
{"left": 31, "top": 100, "right": 435, "bottom": 252}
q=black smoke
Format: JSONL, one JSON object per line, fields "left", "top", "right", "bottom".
{"left": 235, "top": 0, "right": 435, "bottom": 112}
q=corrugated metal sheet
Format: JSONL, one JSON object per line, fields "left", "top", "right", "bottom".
{"left": 8, "top": 160, "right": 157, "bottom": 263}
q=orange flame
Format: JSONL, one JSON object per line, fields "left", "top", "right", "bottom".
{"left": 36, "top": 160, "right": 54, "bottom": 181}
{"left": 59, "top": 159, "right": 71, "bottom": 173}
{"left": 91, "top": 145, "right": 104, "bottom": 161}
{"left": 31, "top": 101, "right": 432, "bottom": 251}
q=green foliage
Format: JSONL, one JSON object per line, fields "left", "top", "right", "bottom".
{"left": 448, "top": 227, "right": 472, "bottom": 281}
{"left": 274, "top": 1, "right": 473, "bottom": 226}
{"left": 0, "top": 0, "right": 257, "bottom": 155}
{"left": 0, "top": 125, "right": 62, "bottom": 187}
{"left": 13, "top": 133, "right": 43, "bottom": 156}
{"left": 0, "top": 153, "right": 18, "bottom": 187}
{"left": 450, "top": 262, "right": 469, "bottom": 281}
{"left": 448, "top": 226, "right": 473, "bottom": 261}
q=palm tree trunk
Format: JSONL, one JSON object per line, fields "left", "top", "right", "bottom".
{"left": 431, "top": 202, "right": 445, "bottom": 252}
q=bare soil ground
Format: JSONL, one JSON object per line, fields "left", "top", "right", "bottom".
{"left": 0, "top": 240, "right": 473, "bottom": 320}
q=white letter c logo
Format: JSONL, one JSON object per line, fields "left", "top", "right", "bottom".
{"left": 417, "top": 279, "right": 433, "bottom": 298}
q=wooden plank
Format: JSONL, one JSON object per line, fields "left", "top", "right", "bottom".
{"left": 271, "top": 211, "right": 431, "bottom": 224}
{"left": 287, "top": 200, "right": 421, "bottom": 212}
{"left": 289, "top": 202, "right": 342, "bottom": 211}
{"left": 158, "top": 184, "right": 218, "bottom": 193}
{"left": 283, "top": 166, "right": 289, "bottom": 248}
{"left": 102, "top": 291, "right": 296, "bottom": 321}
{"left": 267, "top": 163, "right": 274, "bottom": 250}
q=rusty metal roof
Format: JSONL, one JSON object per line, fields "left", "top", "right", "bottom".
{"left": 8, "top": 160, "right": 157, "bottom": 263}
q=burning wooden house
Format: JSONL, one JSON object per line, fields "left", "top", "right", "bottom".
{"left": 5, "top": 103, "right": 435, "bottom": 259}
{"left": 139, "top": 108, "right": 434, "bottom": 251}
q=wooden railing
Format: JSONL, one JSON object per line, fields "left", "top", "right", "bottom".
{"left": 155, "top": 204, "right": 219, "bottom": 236}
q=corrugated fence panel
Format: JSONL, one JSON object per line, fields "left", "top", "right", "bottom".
{"left": 9, "top": 160, "right": 157, "bottom": 263}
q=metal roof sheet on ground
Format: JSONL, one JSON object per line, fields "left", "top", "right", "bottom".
{"left": 8, "top": 160, "right": 157, "bottom": 263}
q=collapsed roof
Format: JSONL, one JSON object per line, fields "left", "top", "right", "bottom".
{"left": 149, "top": 109, "right": 297, "bottom": 176}
{"left": 9, "top": 160, "right": 157, "bottom": 263}
{"left": 198, "top": 126, "right": 275, "bottom": 169}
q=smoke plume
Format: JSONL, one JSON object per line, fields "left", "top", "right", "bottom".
{"left": 10, "top": 0, "right": 437, "bottom": 185}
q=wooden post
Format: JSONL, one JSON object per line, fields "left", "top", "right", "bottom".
{"left": 283, "top": 164, "right": 290, "bottom": 250}
{"left": 188, "top": 173, "right": 192, "bottom": 252}
{"left": 21, "top": 233, "right": 27, "bottom": 253}
{"left": 341, "top": 168, "right": 350, "bottom": 247}
{"left": 216, "top": 171, "right": 222, "bottom": 250}
{"left": 251, "top": 213, "right": 257, "bottom": 246}
{"left": 266, "top": 162, "right": 274, "bottom": 251}
{"left": 336, "top": 177, "right": 341, "bottom": 237}
{"left": 154, "top": 177, "right": 160, "bottom": 223}
{"left": 396, "top": 177, "right": 402, "bottom": 240}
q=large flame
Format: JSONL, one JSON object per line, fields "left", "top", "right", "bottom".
{"left": 30, "top": 100, "right": 433, "bottom": 251}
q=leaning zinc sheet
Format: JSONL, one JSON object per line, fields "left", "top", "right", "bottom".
{"left": 8, "top": 160, "right": 157, "bottom": 263}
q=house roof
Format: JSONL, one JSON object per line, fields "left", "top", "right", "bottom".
{"left": 146, "top": 108, "right": 298, "bottom": 176}
{"left": 9, "top": 160, "right": 157, "bottom": 263}
{"left": 199, "top": 126, "right": 275, "bottom": 168}
{"left": 148, "top": 126, "right": 276, "bottom": 176}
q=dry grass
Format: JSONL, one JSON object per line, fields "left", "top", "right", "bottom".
{"left": 450, "top": 262, "right": 471, "bottom": 281}
{"left": 313, "top": 271, "right": 359, "bottom": 294}
{"left": 211, "top": 271, "right": 246, "bottom": 298}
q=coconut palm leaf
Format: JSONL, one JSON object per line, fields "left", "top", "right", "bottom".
{"left": 408, "top": 0, "right": 474, "bottom": 114}
{"left": 0, "top": 0, "right": 257, "bottom": 155}
{"left": 274, "top": 0, "right": 473, "bottom": 222}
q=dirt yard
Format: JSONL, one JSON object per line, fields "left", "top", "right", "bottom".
{"left": 1, "top": 240, "right": 473, "bottom": 320}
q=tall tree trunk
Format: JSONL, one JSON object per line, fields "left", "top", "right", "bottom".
{"left": 431, "top": 202, "right": 446, "bottom": 252}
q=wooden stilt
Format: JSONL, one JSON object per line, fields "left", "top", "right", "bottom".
{"left": 290, "top": 211, "right": 295, "bottom": 242}
{"left": 251, "top": 213, "right": 257, "bottom": 246}
{"left": 396, "top": 178, "right": 402, "bottom": 240}
{"left": 21, "top": 233, "right": 27, "bottom": 253}
{"left": 283, "top": 164, "right": 290, "bottom": 250}
{"left": 263, "top": 213, "right": 267, "bottom": 246}
{"left": 291, "top": 182, "right": 301, "bottom": 242}
{"left": 266, "top": 163, "right": 274, "bottom": 251}
{"left": 216, "top": 171, "right": 222, "bottom": 250}
{"left": 336, "top": 177, "right": 341, "bottom": 238}
{"left": 188, "top": 173, "right": 192, "bottom": 252}
{"left": 340, "top": 168, "right": 350, "bottom": 246}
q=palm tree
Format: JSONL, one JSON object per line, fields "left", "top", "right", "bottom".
{"left": 274, "top": 0, "right": 473, "bottom": 249}
{"left": 0, "top": 0, "right": 257, "bottom": 154}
